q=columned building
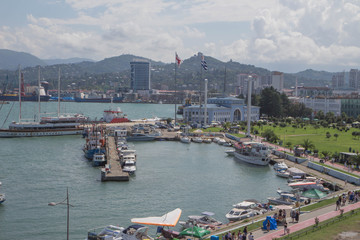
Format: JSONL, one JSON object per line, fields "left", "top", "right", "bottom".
{"left": 183, "top": 97, "right": 260, "bottom": 124}
{"left": 130, "top": 60, "right": 150, "bottom": 92}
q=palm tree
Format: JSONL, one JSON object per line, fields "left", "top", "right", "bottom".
{"left": 302, "top": 139, "right": 315, "bottom": 151}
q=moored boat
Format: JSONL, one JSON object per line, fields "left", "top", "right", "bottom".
{"left": 192, "top": 137, "right": 203, "bottom": 143}
{"left": 180, "top": 136, "right": 191, "bottom": 143}
{"left": 233, "top": 142, "right": 270, "bottom": 166}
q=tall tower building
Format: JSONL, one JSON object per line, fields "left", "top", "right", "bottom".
{"left": 349, "top": 69, "right": 359, "bottom": 89}
{"left": 271, "top": 71, "right": 284, "bottom": 91}
{"left": 331, "top": 71, "right": 345, "bottom": 89}
{"left": 130, "top": 60, "right": 151, "bottom": 92}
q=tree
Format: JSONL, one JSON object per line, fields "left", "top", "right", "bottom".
{"left": 315, "top": 110, "right": 325, "bottom": 120}
{"left": 321, "top": 150, "right": 331, "bottom": 160}
{"left": 261, "top": 129, "right": 279, "bottom": 143}
{"left": 259, "top": 87, "right": 282, "bottom": 117}
{"left": 326, "top": 132, "right": 331, "bottom": 139}
{"left": 302, "top": 139, "right": 315, "bottom": 151}
{"left": 285, "top": 141, "right": 292, "bottom": 150}
{"left": 334, "top": 133, "right": 339, "bottom": 141}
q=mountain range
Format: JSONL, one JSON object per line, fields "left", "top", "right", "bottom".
{"left": 0, "top": 49, "right": 339, "bottom": 92}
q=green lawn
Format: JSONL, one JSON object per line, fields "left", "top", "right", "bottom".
{"left": 254, "top": 124, "right": 360, "bottom": 154}
{"left": 300, "top": 198, "right": 337, "bottom": 212}
{"left": 277, "top": 209, "right": 360, "bottom": 240}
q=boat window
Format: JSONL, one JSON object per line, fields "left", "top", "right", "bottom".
{"left": 233, "top": 212, "right": 240, "bottom": 216}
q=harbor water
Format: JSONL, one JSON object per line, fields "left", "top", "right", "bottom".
{"left": 0, "top": 102, "right": 290, "bottom": 240}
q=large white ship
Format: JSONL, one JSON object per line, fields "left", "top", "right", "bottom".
{"left": 233, "top": 142, "right": 270, "bottom": 166}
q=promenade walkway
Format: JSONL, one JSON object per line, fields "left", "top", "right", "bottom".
{"left": 253, "top": 201, "right": 360, "bottom": 240}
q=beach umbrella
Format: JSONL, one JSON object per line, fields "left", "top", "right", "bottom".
{"left": 302, "top": 189, "right": 327, "bottom": 199}
{"left": 179, "top": 226, "right": 210, "bottom": 238}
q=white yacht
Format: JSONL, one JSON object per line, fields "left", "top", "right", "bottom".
{"left": 122, "top": 160, "right": 136, "bottom": 175}
{"left": 233, "top": 142, "right": 270, "bottom": 166}
{"left": 225, "top": 148, "right": 235, "bottom": 156}
{"left": 274, "top": 162, "right": 288, "bottom": 171}
{"left": 225, "top": 201, "right": 259, "bottom": 222}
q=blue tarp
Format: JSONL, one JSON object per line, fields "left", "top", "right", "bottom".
{"left": 262, "top": 216, "right": 277, "bottom": 230}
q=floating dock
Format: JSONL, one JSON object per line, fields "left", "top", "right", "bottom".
{"left": 101, "top": 136, "right": 129, "bottom": 181}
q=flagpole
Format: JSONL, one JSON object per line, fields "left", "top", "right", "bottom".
{"left": 174, "top": 53, "right": 177, "bottom": 125}
{"left": 199, "top": 56, "right": 202, "bottom": 125}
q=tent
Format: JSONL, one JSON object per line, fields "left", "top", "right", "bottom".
{"left": 302, "top": 189, "right": 327, "bottom": 199}
{"left": 262, "top": 216, "right": 277, "bottom": 230}
{"left": 179, "top": 226, "right": 210, "bottom": 238}
{"left": 131, "top": 208, "right": 182, "bottom": 227}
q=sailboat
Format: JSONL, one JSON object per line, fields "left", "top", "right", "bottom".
{"left": 0, "top": 67, "right": 87, "bottom": 137}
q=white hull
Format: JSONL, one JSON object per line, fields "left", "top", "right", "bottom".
{"left": 234, "top": 152, "right": 270, "bottom": 166}
{"left": 0, "top": 129, "right": 83, "bottom": 138}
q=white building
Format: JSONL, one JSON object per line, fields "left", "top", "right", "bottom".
{"left": 297, "top": 98, "right": 341, "bottom": 116}
{"left": 183, "top": 97, "right": 260, "bottom": 124}
{"left": 271, "top": 71, "right": 284, "bottom": 91}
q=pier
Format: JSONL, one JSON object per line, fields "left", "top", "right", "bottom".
{"left": 101, "top": 136, "right": 129, "bottom": 181}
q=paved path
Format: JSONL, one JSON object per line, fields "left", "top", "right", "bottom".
{"left": 253, "top": 201, "right": 360, "bottom": 240}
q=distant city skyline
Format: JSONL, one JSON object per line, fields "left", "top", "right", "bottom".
{"left": 1, "top": 0, "right": 360, "bottom": 73}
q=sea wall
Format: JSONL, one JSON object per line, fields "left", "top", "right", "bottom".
{"left": 225, "top": 133, "right": 242, "bottom": 142}
{"left": 272, "top": 150, "right": 308, "bottom": 164}
{"left": 307, "top": 161, "right": 360, "bottom": 185}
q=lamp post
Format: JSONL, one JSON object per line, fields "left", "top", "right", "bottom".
{"left": 48, "top": 188, "right": 74, "bottom": 240}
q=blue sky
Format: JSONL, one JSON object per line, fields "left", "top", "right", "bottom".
{"left": 1, "top": 0, "right": 360, "bottom": 73}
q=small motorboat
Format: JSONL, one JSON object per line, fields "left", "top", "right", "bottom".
{"left": 217, "top": 139, "right": 226, "bottom": 145}
{"left": 213, "top": 137, "right": 220, "bottom": 143}
{"left": 192, "top": 137, "right": 203, "bottom": 143}
{"left": 179, "top": 212, "right": 223, "bottom": 229}
{"left": 87, "top": 224, "right": 152, "bottom": 240}
{"left": 273, "top": 162, "right": 288, "bottom": 170}
{"left": 275, "top": 169, "right": 290, "bottom": 178}
{"left": 0, "top": 193, "right": 5, "bottom": 204}
{"left": 180, "top": 136, "right": 191, "bottom": 143}
{"left": 225, "top": 148, "right": 235, "bottom": 156}
{"left": 203, "top": 138, "right": 212, "bottom": 143}
{"left": 225, "top": 201, "right": 265, "bottom": 222}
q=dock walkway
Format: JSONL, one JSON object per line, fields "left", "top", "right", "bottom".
{"left": 101, "top": 136, "right": 129, "bottom": 181}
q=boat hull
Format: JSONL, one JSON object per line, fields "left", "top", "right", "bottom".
{"left": 0, "top": 95, "right": 50, "bottom": 102}
{"left": 234, "top": 152, "right": 270, "bottom": 166}
{"left": 74, "top": 97, "right": 123, "bottom": 103}
{"left": 0, "top": 129, "right": 83, "bottom": 138}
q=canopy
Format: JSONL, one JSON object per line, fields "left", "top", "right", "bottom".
{"left": 302, "top": 189, "right": 327, "bottom": 199}
{"left": 131, "top": 208, "right": 182, "bottom": 227}
{"left": 275, "top": 205, "right": 293, "bottom": 210}
{"left": 179, "top": 226, "right": 210, "bottom": 238}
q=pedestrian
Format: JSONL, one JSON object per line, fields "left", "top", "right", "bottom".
{"left": 243, "top": 226, "right": 248, "bottom": 236}
{"left": 237, "top": 230, "right": 241, "bottom": 240}
{"left": 295, "top": 211, "right": 299, "bottom": 222}
{"left": 284, "top": 222, "right": 288, "bottom": 235}
{"left": 227, "top": 232, "right": 232, "bottom": 240}
{"left": 224, "top": 232, "right": 228, "bottom": 240}
{"left": 248, "top": 232, "right": 254, "bottom": 240}
{"left": 222, "top": 234, "right": 225, "bottom": 240}
{"left": 283, "top": 209, "right": 286, "bottom": 219}
{"left": 241, "top": 232, "right": 246, "bottom": 240}
{"left": 291, "top": 210, "right": 296, "bottom": 223}
{"left": 232, "top": 232, "right": 235, "bottom": 240}
{"left": 266, "top": 219, "right": 270, "bottom": 232}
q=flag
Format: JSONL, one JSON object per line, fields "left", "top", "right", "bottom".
{"left": 175, "top": 52, "right": 182, "bottom": 67}
{"left": 201, "top": 55, "right": 208, "bottom": 70}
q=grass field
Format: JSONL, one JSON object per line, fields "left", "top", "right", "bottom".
{"left": 278, "top": 209, "right": 360, "bottom": 240}
{"left": 253, "top": 124, "right": 360, "bottom": 154}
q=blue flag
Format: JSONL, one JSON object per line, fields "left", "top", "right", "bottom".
{"left": 201, "top": 55, "right": 208, "bottom": 70}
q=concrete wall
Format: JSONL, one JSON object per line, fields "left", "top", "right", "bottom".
{"left": 272, "top": 150, "right": 307, "bottom": 164}
{"left": 307, "top": 161, "right": 360, "bottom": 185}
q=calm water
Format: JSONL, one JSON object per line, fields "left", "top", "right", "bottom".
{"left": 0, "top": 102, "right": 290, "bottom": 240}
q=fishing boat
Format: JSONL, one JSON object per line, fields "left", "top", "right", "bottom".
{"left": 92, "top": 152, "right": 106, "bottom": 167}
{"left": 233, "top": 142, "right": 270, "bottom": 166}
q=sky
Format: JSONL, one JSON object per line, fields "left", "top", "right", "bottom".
{"left": 1, "top": 0, "right": 360, "bottom": 73}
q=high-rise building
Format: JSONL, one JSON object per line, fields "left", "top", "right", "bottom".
{"left": 331, "top": 71, "right": 345, "bottom": 89}
{"left": 130, "top": 60, "right": 150, "bottom": 92}
{"left": 271, "top": 71, "right": 284, "bottom": 91}
{"left": 349, "top": 69, "right": 360, "bottom": 89}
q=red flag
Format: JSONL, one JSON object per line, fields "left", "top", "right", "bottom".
{"left": 175, "top": 52, "right": 182, "bottom": 67}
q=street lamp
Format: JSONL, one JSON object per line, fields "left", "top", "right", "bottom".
{"left": 48, "top": 187, "right": 74, "bottom": 240}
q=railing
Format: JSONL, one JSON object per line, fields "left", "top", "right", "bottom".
{"left": 278, "top": 209, "right": 360, "bottom": 240}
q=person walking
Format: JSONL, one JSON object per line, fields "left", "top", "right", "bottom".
{"left": 295, "top": 211, "right": 299, "bottom": 222}
{"left": 248, "top": 232, "right": 254, "bottom": 240}
{"left": 291, "top": 210, "right": 295, "bottom": 223}
{"left": 266, "top": 219, "right": 270, "bottom": 232}
{"left": 336, "top": 197, "right": 341, "bottom": 210}
{"left": 284, "top": 222, "right": 288, "bottom": 235}
{"left": 243, "top": 226, "right": 248, "bottom": 237}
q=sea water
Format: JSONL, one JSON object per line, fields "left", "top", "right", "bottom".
{"left": 0, "top": 102, "right": 290, "bottom": 240}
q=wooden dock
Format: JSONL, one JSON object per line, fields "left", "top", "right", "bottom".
{"left": 101, "top": 136, "right": 129, "bottom": 181}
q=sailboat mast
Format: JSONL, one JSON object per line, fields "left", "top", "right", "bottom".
{"left": 38, "top": 66, "right": 41, "bottom": 122}
{"left": 58, "top": 68, "right": 61, "bottom": 118}
{"left": 18, "top": 65, "right": 21, "bottom": 123}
